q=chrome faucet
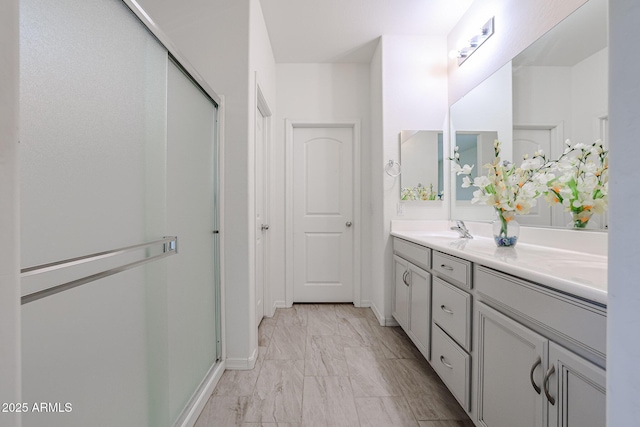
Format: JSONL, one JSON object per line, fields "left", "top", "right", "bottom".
{"left": 451, "top": 220, "right": 473, "bottom": 239}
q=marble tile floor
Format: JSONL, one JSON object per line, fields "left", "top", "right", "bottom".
{"left": 195, "top": 304, "right": 474, "bottom": 427}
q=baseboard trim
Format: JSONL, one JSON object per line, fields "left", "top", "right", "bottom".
{"left": 176, "top": 360, "right": 225, "bottom": 427}
{"left": 273, "top": 300, "right": 287, "bottom": 309}
{"left": 369, "top": 301, "right": 386, "bottom": 326}
{"left": 385, "top": 317, "right": 399, "bottom": 327}
{"left": 225, "top": 346, "right": 259, "bottom": 370}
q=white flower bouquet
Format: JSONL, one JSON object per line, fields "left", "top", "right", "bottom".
{"left": 542, "top": 140, "right": 608, "bottom": 228}
{"left": 450, "top": 140, "right": 551, "bottom": 245}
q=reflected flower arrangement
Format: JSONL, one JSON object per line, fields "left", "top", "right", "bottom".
{"left": 450, "top": 139, "right": 609, "bottom": 232}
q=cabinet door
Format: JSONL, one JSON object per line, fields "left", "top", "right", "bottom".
{"left": 408, "top": 264, "right": 431, "bottom": 359}
{"left": 547, "top": 343, "right": 606, "bottom": 427}
{"left": 393, "top": 255, "right": 410, "bottom": 330}
{"left": 477, "top": 303, "right": 547, "bottom": 427}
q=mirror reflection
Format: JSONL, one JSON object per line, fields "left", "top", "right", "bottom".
{"left": 400, "top": 130, "right": 444, "bottom": 201}
{"left": 450, "top": 62, "right": 512, "bottom": 220}
{"left": 450, "top": 0, "right": 608, "bottom": 229}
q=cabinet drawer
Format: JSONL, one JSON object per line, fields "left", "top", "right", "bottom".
{"left": 432, "top": 277, "right": 471, "bottom": 351}
{"left": 431, "top": 324, "right": 470, "bottom": 411}
{"left": 475, "top": 265, "right": 606, "bottom": 361}
{"left": 394, "top": 238, "right": 431, "bottom": 271}
{"left": 432, "top": 251, "right": 471, "bottom": 289}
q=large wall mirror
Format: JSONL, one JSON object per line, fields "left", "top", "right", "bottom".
{"left": 400, "top": 130, "right": 444, "bottom": 201}
{"left": 450, "top": 0, "right": 608, "bottom": 229}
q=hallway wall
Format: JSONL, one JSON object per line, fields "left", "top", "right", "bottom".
{"left": 0, "top": 0, "right": 20, "bottom": 425}
{"left": 372, "top": 35, "right": 450, "bottom": 323}
{"left": 608, "top": 0, "right": 640, "bottom": 423}
{"left": 273, "top": 63, "right": 372, "bottom": 308}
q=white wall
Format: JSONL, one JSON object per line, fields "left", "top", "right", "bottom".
{"left": 370, "top": 40, "right": 384, "bottom": 321}
{"left": 513, "top": 65, "right": 572, "bottom": 136}
{"left": 447, "top": 0, "right": 587, "bottom": 105}
{"left": 135, "top": 0, "right": 254, "bottom": 364}
{"left": 572, "top": 47, "right": 608, "bottom": 144}
{"left": 0, "top": 0, "right": 21, "bottom": 425}
{"left": 372, "top": 35, "right": 449, "bottom": 323}
{"left": 273, "top": 63, "right": 372, "bottom": 307}
{"left": 513, "top": 47, "right": 608, "bottom": 147}
{"left": 608, "top": 0, "right": 640, "bottom": 424}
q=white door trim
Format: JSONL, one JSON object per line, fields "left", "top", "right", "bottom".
{"left": 514, "top": 122, "right": 564, "bottom": 226}
{"left": 255, "top": 77, "right": 272, "bottom": 320}
{"left": 285, "top": 119, "right": 361, "bottom": 307}
{"left": 513, "top": 122, "right": 564, "bottom": 158}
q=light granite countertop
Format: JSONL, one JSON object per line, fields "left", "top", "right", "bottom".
{"left": 391, "top": 220, "right": 607, "bottom": 306}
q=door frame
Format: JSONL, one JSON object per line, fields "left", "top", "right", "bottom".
{"left": 514, "top": 122, "right": 564, "bottom": 226}
{"left": 285, "top": 119, "right": 361, "bottom": 307}
{"left": 255, "top": 78, "right": 272, "bottom": 321}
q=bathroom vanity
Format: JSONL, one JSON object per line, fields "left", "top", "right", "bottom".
{"left": 391, "top": 221, "right": 607, "bottom": 427}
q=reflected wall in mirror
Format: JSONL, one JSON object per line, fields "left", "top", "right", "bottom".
{"left": 400, "top": 130, "right": 443, "bottom": 201}
{"left": 513, "top": 0, "right": 608, "bottom": 229}
{"left": 450, "top": 62, "right": 512, "bottom": 220}
{"left": 455, "top": 131, "right": 498, "bottom": 201}
{"left": 449, "top": 0, "right": 608, "bottom": 230}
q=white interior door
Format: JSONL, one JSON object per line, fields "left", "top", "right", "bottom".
{"left": 513, "top": 128, "right": 553, "bottom": 227}
{"left": 255, "top": 106, "right": 266, "bottom": 327}
{"left": 292, "top": 126, "right": 354, "bottom": 302}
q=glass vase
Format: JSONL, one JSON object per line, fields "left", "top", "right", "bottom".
{"left": 492, "top": 210, "right": 520, "bottom": 247}
{"left": 569, "top": 211, "right": 593, "bottom": 229}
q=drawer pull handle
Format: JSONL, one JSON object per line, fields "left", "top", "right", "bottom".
{"left": 439, "top": 355, "right": 453, "bottom": 369}
{"left": 440, "top": 305, "right": 454, "bottom": 315}
{"left": 402, "top": 270, "right": 410, "bottom": 286}
{"left": 440, "top": 264, "right": 454, "bottom": 271}
{"left": 543, "top": 364, "right": 556, "bottom": 405}
{"left": 529, "top": 356, "right": 541, "bottom": 394}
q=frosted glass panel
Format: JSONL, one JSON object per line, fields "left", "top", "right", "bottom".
{"left": 166, "top": 62, "right": 219, "bottom": 422}
{"left": 20, "top": 0, "right": 168, "bottom": 425}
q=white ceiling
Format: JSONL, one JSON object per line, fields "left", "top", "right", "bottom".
{"left": 259, "top": 0, "right": 474, "bottom": 63}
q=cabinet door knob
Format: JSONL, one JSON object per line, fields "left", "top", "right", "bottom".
{"left": 543, "top": 364, "right": 556, "bottom": 405}
{"left": 529, "top": 356, "right": 542, "bottom": 394}
{"left": 346, "top": 221, "right": 353, "bottom": 227}
{"left": 261, "top": 224, "right": 269, "bottom": 231}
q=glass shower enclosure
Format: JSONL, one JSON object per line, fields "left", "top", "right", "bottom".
{"left": 19, "top": 0, "right": 221, "bottom": 425}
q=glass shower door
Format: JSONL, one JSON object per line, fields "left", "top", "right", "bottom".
{"left": 20, "top": 0, "right": 220, "bottom": 426}
{"left": 165, "top": 60, "right": 220, "bottom": 424}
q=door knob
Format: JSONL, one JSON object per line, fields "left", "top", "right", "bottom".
{"left": 261, "top": 224, "right": 269, "bottom": 231}
{"left": 346, "top": 221, "right": 352, "bottom": 227}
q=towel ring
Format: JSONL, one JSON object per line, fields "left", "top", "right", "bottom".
{"left": 384, "top": 160, "right": 401, "bottom": 177}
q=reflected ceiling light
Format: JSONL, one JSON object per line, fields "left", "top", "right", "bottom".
{"left": 456, "top": 17, "right": 494, "bottom": 65}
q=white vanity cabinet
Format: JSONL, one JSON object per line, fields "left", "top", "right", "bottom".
{"left": 547, "top": 342, "right": 606, "bottom": 427}
{"left": 430, "top": 251, "right": 473, "bottom": 411}
{"left": 475, "top": 266, "right": 606, "bottom": 427}
{"left": 476, "top": 302, "right": 547, "bottom": 427}
{"left": 393, "top": 239, "right": 432, "bottom": 360}
{"left": 390, "top": 234, "right": 607, "bottom": 427}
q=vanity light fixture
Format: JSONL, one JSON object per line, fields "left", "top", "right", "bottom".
{"left": 456, "top": 16, "right": 495, "bottom": 65}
